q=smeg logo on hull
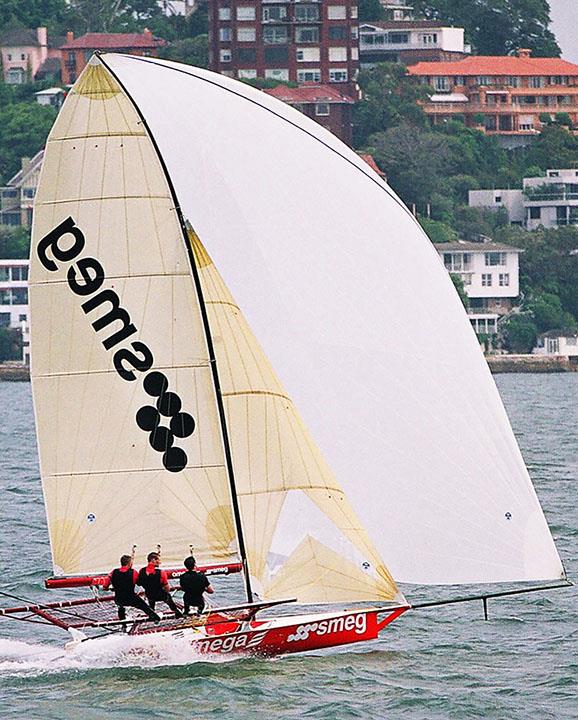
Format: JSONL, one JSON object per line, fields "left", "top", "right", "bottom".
{"left": 37, "top": 216, "right": 195, "bottom": 472}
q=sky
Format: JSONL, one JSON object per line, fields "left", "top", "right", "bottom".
{"left": 548, "top": 0, "right": 578, "bottom": 63}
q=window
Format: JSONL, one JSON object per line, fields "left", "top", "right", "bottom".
{"left": 264, "top": 46, "right": 289, "bottom": 62}
{"left": 485, "top": 252, "right": 506, "bottom": 266}
{"left": 219, "top": 49, "right": 231, "bottom": 62}
{"left": 547, "top": 338, "right": 559, "bottom": 353}
{"left": 238, "top": 69, "right": 257, "bottom": 79}
{"left": 351, "top": 47, "right": 358, "bottom": 60}
{"left": 499, "top": 273, "right": 510, "bottom": 286}
{"left": 494, "top": 195, "right": 502, "bottom": 203}
{"left": 315, "top": 103, "right": 330, "bottom": 116}
{"left": 6, "top": 68, "right": 25, "bottom": 84}
{"left": 238, "top": 48, "right": 256, "bottom": 62}
{"left": 443, "top": 253, "right": 471, "bottom": 272}
{"left": 351, "top": 26, "right": 358, "bottom": 40}
{"left": 529, "top": 207, "right": 541, "bottom": 219}
{"left": 237, "top": 6, "right": 256, "bottom": 20}
{"left": 219, "top": 27, "right": 232, "bottom": 41}
{"left": 19, "top": 314, "right": 27, "bottom": 322}
{"left": 388, "top": 32, "right": 409, "bottom": 44}
{"left": 218, "top": 6, "right": 231, "bottom": 20}
{"left": 0, "top": 267, "right": 9, "bottom": 281}
{"left": 295, "top": 5, "right": 319, "bottom": 22}
{"left": 477, "top": 76, "right": 491, "bottom": 85}
{"left": 420, "top": 33, "right": 438, "bottom": 45}
{"left": 327, "top": 5, "right": 347, "bottom": 20}
{"left": 295, "top": 26, "right": 319, "bottom": 43}
{"left": 11, "top": 266, "right": 28, "bottom": 281}
{"left": 264, "top": 26, "right": 288, "bottom": 43}
{"left": 329, "top": 68, "right": 348, "bottom": 82}
{"left": 21, "top": 53, "right": 26, "bottom": 60}
{"left": 22, "top": 188, "right": 35, "bottom": 199}
{"left": 0, "top": 314, "right": 10, "bottom": 328}
{"left": 567, "top": 336, "right": 577, "bottom": 346}
{"left": 434, "top": 76, "right": 450, "bottom": 92}
{"left": 265, "top": 68, "right": 289, "bottom": 81}
{"left": 454, "top": 75, "right": 464, "bottom": 85}
{"left": 329, "top": 26, "right": 347, "bottom": 40}
{"left": 297, "top": 48, "right": 320, "bottom": 62}
{"left": 481, "top": 274, "right": 492, "bottom": 287}
{"left": 351, "top": 6, "right": 358, "bottom": 18}
{"left": 11, "top": 288, "right": 28, "bottom": 304}
{"left": 237, "top": 27, "right": 256, "bottom": 42}
{"left": 529, "top": 76, "right": 545, "bottom": 88}
{"left": 329, "top": 47, "right": 347, "bottom": 62}
{"left": 7, "top": 54, "right": 11, "bottom": 61}
{"left": 505, "top": 76, "right": 519, "bottom": 87}
{"left": 297, "top": 69, "right": 321, "bottom": 83}
{"left": 550, "top": 76, "right": 568, "bottom": 85}
{"left": 263, "top": 6, "right": 287, "bottom": 21}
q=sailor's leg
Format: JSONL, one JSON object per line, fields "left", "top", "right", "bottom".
{"left": 117, "top": 604, "right": 126, "bottom": 621}
{"left": 160, "top": 590, "right": 182, "bottom": 617}
{"left": 127, "top": 595, "right": 161, "bottom": 622}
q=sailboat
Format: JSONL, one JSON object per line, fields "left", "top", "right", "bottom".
{"left": 0, "top": 54, "right": 569, "bottom": 657}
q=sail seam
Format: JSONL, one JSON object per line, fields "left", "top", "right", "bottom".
{"left": 222, "top": 390, "right": 291, "bottom": 402}
{"left": 36, "top": 195, "right": 171, "bottom": 205}
{"left": 44, "top": 463, "right": 228, "bottom": 478}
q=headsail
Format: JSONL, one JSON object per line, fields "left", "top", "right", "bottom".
{"left": 95, "top": 54, "right": 563, "bottom": 586}
{"left": 29, "top": 59, "right": 241, "bottom": 575}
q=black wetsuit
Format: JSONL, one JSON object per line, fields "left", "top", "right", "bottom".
{"left": 179, "top": 570, "right": 210, "bottom": 614}
{"left": 137, "top": 567, "right": 181, "bottom": 617}
{"left": 109, "top": 568, "right": 160, "bottom": 622}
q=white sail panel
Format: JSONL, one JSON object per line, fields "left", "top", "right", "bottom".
{"left": 101, "top": 54, "right": 563, "bottom": 585}
{"left": 188, "top": 227, "right": 400, "bottom": 603}
{"left": 29, "top": 60, "right": 239, "bottom": 575}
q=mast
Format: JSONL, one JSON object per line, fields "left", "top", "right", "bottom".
{"left": 98, "top": 54, "right": 254, "bottom": 603}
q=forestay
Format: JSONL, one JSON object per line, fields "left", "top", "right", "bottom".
{"left": 98, "top": 54, "right": 563, "bottom": 586}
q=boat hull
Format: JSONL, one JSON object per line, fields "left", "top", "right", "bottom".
{"left": 131, "top": 606, "right": 409, "bottom": 658}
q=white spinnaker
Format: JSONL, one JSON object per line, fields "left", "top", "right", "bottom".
{"left": 29, "top": 59, "right": 240, "bottom": 576}
{"left": 102, "top": 55, "right": 562, "bottom": 585}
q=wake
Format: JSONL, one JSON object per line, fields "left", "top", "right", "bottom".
{"left": 0, "top": 633, "right": 237, "bottom": 676}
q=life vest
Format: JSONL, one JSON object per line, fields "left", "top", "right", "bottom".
{"left": 111, "top": 568, "right": 136, "bottom": 604}
{"left": 138, "top": 567, "right": 162, "bottom": 599}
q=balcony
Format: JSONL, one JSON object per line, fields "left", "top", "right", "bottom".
{"left": 360, "top": 39, "right": 441, "bottom": 52}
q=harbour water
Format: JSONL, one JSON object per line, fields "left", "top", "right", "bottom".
{"left": 0, "top": 375, "right": 576, "bottom": 719}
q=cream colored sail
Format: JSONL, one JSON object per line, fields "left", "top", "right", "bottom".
{"left": 29, "top": 59, "right": 239, "bottom": 576}
{"left": 189, "top": 226, "right": 401, "bottom": 603}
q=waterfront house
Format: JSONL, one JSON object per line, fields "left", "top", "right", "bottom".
{"left": 407, "top": 50, "right": 578, "bottom": 146}
{"left": 533, "top": 329, "right": 578, "bottom": 357}
{"left": 208, "top": 0, "right": 359, "bottom": 95}
{"left": 469, "top": 168, "right": 578, "bottom": 229}
{"left": 0, "top": 27, "right": 61, "bottom": 84}
{"left": 0, "top": 260, "right": 29, "bottom": 364}
{"left": 263, "top": 84, "right": 355, "bottom": 144}
{"left": 0, "top": 151, "right": 44, "bottom": 228}
{"left": 434, "top": 241, "right": 522, "bottom": 337}
{"left": 360, "top": 21, "right": 469, "bottom": 68}
{"left": 34, "top": 87, "right": 66, "bottom": 109}
{"left": 60, "top": 30, "right": 166, "bottom": 84}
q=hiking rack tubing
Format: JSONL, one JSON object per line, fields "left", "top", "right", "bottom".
{"left": 410, "top": 580, "right": 573, "bottom": 611}
{"left": 0, "top": 594, "right": 116, "bottom": 616}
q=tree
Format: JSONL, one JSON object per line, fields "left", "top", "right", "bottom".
{"left": 0, "top": 227, "right": 30, "bottom": 260}
{"left": 359, "top": 0, "right": 385, "bottom": 21}
{"left": 0, "top": 1, "right": 69, "bottom": 36}
{"left": 66, "top": 0, "right": 163, "bottom": 33}
{"left": 450, "top": 273, "right": 469, "bottom": 309}
{"left": 528, "top": 292, "right": 577, "bottom": 333}
{"left": 418, "top": 218, "right": 458, "bottom": 244}
{"left": 500, "top": 314, "right": 538, "bottom": 353}
{"left": 0, "top": 327, "right": 21, "bottom": 362}
{"left": 353, "top": 63, "right": 429, "bottom": 147}
{"left": 411, "top": 0, "right": 560, "bottom": 57}
{"left": 0, "top": 103, "right": 56, "bottom": 184}
{"left": 520, "top": 125, "right": 578, "bottom": 173}
{"left": 158, "top": 35, "right": 208, "bottom": 68}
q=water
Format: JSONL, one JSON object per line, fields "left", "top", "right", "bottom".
{"left": 0, "top": 376, "right": 576, "bottom": 719}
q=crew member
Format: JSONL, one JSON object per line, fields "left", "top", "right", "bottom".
{"left": 138, "top": 552, "right": 183, "bottom": 617}
{"left": 100, "top": 554, "right": 161, "bottom": 622}
{"left": 179, "top": 555, "right": 214, "bottom": 615}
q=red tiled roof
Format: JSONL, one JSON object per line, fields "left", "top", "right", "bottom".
{"left": 61, "top": 32, "right": 165, "bottom": 50}
{"left": 263, "top": 84, "right": 355, "bottom": 104}
{"left": 357, "top": 153, "right": 386, "bottom": 177}
{"left": 408, "top": 55, "right": 578, "bottom": 76}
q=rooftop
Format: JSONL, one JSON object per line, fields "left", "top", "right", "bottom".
{"left": 360, "top": 21, "right": 447, "bottom": 30}
{"left": 540, "top": 328, "right": 578, "bottom": 338}
{"left": 0, "top": 28, "right": 41, "bottom": 47}
{"left": 61, "top": 31, "right": 165, "bottom": 50}
{"left": 408, "top": 54, "right": 578, "bottom": 77}
{"left": 263, "top": 84, "right": 356, "bottom": 104}
{"left": 434, "top": 242, "right": 522, "bottom": 253}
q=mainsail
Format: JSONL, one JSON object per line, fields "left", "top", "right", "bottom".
{"left": 30, "top": 54, "right": 563, "bottom": 599}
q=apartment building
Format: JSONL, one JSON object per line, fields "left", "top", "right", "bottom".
{"left": 60, "top": 30, "right": 166, "bottom": 84}
{"left": 469, "top": 168, "right": 578, "bottom": 230}
{"left": 0, "top": 151, "right": 44, "bottom": 228}
{"left": 408, "top": 49, "right": 578, "bottom": 144}
{"left": 435, "top": 241, "right": 522, "bottom": 337}
{"left": 378, "top": 1, "right": 414, "bottom": 21}
{"left": 360, "top": 21, "right": 469, "bottom": 67}
{"left": 0, "top": 260, "right": 30, "bottom": 363}
{"left": 208, "top": 1, "right": 359, "bottom": 93}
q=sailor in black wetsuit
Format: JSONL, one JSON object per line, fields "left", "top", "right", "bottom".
{"left": 179, "top": 555, "right": 214, "bottom": 615}
{"left": 137, "top": 552, "right": 183, "bottom": 618}
{"left": 101, "top": 555, "right": 161, "bottom": 622}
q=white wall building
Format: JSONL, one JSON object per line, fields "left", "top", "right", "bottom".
{"left": 434, "top": 242, "right": 521, "bottom": 336}
{"left": 469, "top": 168, "right": 578, "bottom": 230}
{"left": 0, "top": 150, "right": 44, "bottom": 227}
{"left": 533, "top": 329, "right": 578, "bottom": 357}
{"left": 0, "top": 259, "right": 30, "bottom": 363}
